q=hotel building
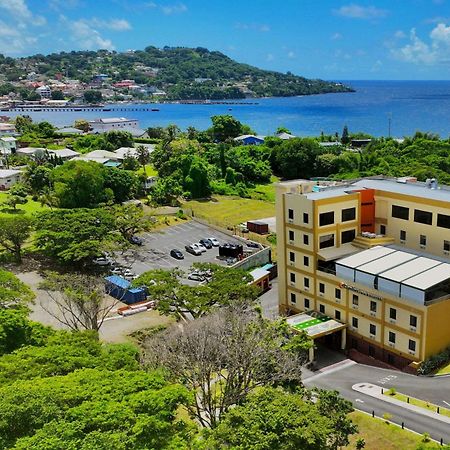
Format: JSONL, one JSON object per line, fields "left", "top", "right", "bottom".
{"left": 276, "top": 177, "right": 450, "bottom": 370}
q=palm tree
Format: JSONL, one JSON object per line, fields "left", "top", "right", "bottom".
{"left": 136, "top": 145, "right": 150, "bottom": 176}
{"left": 39, "top": 187, "right": 58, "bottom": 210}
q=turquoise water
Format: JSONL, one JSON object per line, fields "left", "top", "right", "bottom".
{"left": 5, "top": 80, "right": 450, "bottom": 137}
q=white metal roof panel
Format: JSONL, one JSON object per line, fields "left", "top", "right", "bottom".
{"left": 379, "top": 257, "right": 442, "bottom": 282}
{"left": 357, "top": 251, "right": 417, "bottom": 275}
{"left": 402, "top": 263, "right": 450, "bottom": 290}
{"left": 336, "top": 246, "right": 396, "bottom": 268}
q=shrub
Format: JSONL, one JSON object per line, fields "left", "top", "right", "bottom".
{"left": 418, "top": 346, "right": 450, "bottom": 374}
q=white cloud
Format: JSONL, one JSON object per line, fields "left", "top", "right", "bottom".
{"left": 394, "top": 30, "right": 406, "bottom": 39}
{"left": 62, "top": 17, "right": 115, "bottom": 50}
{"left": 235, "top": 22, "right": 270, "bottom": 32}
{"left": 392, "top": 23, "right": 450, "bottom": 64}
{"left": 287, "top": 51, "right": 296, "bottom": 59}
{"left": 161, "top": 2, "right": 187, "bottom": 15}
{"left": 334, "top": 4, "right": 388, "bottom": 20}
{"left": 331, "top": 32, "right": 343, "bottom": 40}
{"left": 0, "top": 21, "right": 20, "bottom": 37}
{"left": 266, "top": 53, "right": 274, "bottom": 62}
{"left": 89, "top": 18, "right": 132, "bottom": 31}
{"left": 371, "top": 59, "right": 383, "bottom": 72}
{"left": 0, "top": 0, "right": 46, "bottom": 25}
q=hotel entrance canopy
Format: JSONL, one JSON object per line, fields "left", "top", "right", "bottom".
{"left": 286, "top": 311, "right": 347, "bottom": 340}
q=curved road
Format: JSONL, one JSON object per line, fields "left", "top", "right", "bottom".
{"left": 304, "top": 362, "right": 450, "bottom": 444}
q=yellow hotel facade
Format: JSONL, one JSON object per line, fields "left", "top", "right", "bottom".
{"left": 276, "top": 177, "right": 450, "bottom": 370}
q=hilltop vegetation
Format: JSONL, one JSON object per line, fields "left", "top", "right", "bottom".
{"left": 0, "top": 46, "right": 352, "bottom": 100}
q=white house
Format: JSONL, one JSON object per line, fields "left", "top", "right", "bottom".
{"left": 115, "top": 147, "right": 138, "bottom": 159}
{"left": 276, "top": 132, "right": 296, "bottom": 140}
{"left": 73, "top": 150, "right": 121, "bottom": 166}
{"left": 0, "top": 137, "right": 17, "bottom": 155}
{"left": 0, "top": 123, "right": 17, "bottom": 136}
{"left": 88, "top": 117, "right": 139, "bottom": 133}
{"left": 0, "top": 169, "right": 22, "bottom": 190}
{"left": 16, "top": 147, "right": 47, "bottom": 157}
{"left": 48, "top": 148, "right": 80, "bottom": 161}
{"left": 36, "top": 85, "right": 52, "bottom": 99}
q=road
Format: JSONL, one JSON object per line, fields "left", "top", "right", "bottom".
{"left": 304, "top": 362, "right": 450, "bottom": 443}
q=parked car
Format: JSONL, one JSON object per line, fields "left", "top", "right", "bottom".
{"left": 199, "top": 238, "right": 213, "bottom": 249}
{"left": 192, "top": 243, "right": 207, "bottom": 253}
{"left": 93, "top": 256, "right": 113, "bottom": 266}
{"left": 110, "top": 267, "right": 123, "bottom": 275}
{"left": 247, "top": 241, "right": 261, "bottom": 249}
{"left": 188, "top": 272, "right": 205, "bottom": 281}
{"left": 170, "top": 249, "right": 184, "bottom": 259}
{"left": 185, "top": 244, "right": 202, "bottom": 256}
{"left": 226, "top": 257, "right": 238, "bottom": 266}
{"left": 238, "top": 223, "right": 249, "bottom": 233}
{"left": 208, "top": 237, "right": 220, "bottom": 247}
{"left": 129, "top": 235, "right": 144, "bottom": 246}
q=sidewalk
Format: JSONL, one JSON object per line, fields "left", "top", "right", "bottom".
{"left": 352, "top": 382, "right": 450, "bottom": 425}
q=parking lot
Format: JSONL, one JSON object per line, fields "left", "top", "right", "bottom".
{"left": 115, "top": 220, "right": 256, "bottom": 279}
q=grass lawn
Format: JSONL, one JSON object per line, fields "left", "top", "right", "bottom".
{"left": 183, "top": 195, "right": 275, "bottom": 228}
{"left": 384, "top": 390, "right": 450, "bottom": 418}
{"left": 137, "top": 164, "right": 158, "bottom": 177}
{"left": 345, "top": 411, "right": 442, "bottom": 449}
{"left": 436, "top": 361, "right": 450, "bottom": 375}
{"left": 0, "top": 193, "right": 49, "bottom": 217}
{"left": 248, "top": 176, "right": 279, "bottom": 203}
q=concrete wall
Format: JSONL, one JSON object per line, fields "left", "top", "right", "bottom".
{"left": 232, "top": 246, "right": 271, "bottom": 271}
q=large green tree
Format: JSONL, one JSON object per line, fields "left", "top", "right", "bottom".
{"left": 0, "top": 269, "right": 34, "bottom": 309}
{"left": 3, "top": 183, "right": 28, "bottom": 210}
{"left": 0, "top": 215, "right": 33, "bottom": 262}
{"left": 34, "top": 208, "right": 116, "bottom": 263}
{"left": 134, "top": 263, "right": 257, "bottom": 319}
{"left": 205, "top": 387, "right": 356, "bottom": 450}
{"left": 210, "top": 115, "right": 244, "bottom": 142}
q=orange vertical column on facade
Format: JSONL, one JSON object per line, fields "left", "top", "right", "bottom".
{"left": 354, "top": 189, "right": 375, "bottom": 233}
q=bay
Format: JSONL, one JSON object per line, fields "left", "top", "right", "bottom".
{"left": 5, "top": 80, "right": 450, "bottom": 138}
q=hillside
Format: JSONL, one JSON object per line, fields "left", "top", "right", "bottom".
{"left": 0, "top": 46, "right": 353, "bottom": 100}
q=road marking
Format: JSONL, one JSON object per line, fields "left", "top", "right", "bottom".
{"left": 378, "top": 374, "right": 397, "bottom": 385}
{"left": 443, "top": 401, "right": 450, "bottom": 407}
{"left": 355, "top": 398, "right": 364, "bottom": 403}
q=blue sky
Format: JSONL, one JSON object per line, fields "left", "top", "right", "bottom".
{"left": 1, "top": 0, "right": 450, "bottom": 79}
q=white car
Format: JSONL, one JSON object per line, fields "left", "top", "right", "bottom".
{"left": 208, "top": 237, "right": 220, "bottom": 247}
{"left": 93, "top": 256, "right": 113, "bottom": 266}
{"left": 193, "top": 243, "right": 207, "bottom": 253}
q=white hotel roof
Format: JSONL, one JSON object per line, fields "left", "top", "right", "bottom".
{"left": 337, "top": 245, "right": 450, "bottom": 291}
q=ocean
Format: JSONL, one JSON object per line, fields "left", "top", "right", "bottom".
{"left": 5, "top": 80, "right": 450, "bottom": 138}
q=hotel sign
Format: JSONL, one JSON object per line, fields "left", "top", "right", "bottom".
{"left": 339, "top": 282, "right": 384, "bottom": 301}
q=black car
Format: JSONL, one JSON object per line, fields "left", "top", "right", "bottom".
{"left": 170, "top": 249, "right": 184, "bottom": 259}
{"left": 199, "top": 238, "right": 213, "bottom": 249}
{"left": 129, "top": 235, "right": 144, "bottom": 246}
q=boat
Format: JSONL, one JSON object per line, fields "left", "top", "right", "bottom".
{"left": 151, "top": 108, "right": 160, "bottom": 111}
{"left": 103, "top": 108, "right": 111, "bottom": 111}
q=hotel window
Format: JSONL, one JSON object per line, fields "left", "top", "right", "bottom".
{"left": 369, "top": 324, "right": 376, "bottom": 335}
{"left": 380, "top": 224, "right": 386, "bottom": 235}
{"left": 290, "top": 273, "right": 296, "bottom": 283}
{"left": 400, "top": 230, "right": 406, "bottom": 241}
{"left": 304, "top": 277, "right": 310, "bottom": 288}
{"left": 389, "top": 331, "right": 396, "bottom": 344}
{"left": 319, "top": 211, "right": 334, "bottom": 226}
{"left": 341, "top": 229, "right": 356, "bottom": 244}
{"left": 352, "top": 294, "right": 359, "bottom": 306}
{"left": 352, "top": 317, "right": 358, "bottom": 328}
{"left": 410, "top": 315, "right": 417, "bottom": 328}
{"left": 335, "top": 288, "right": 341, "bottom": 299}
{"left": 444, "top": 240, "right": 450, "bottom": 252}
{"left": 370, "top": 301, "right": 377, "bottom": 312}
{"left": 389, "top": 308, "right": 397, "bottom": 320}
{"left": 420, "top": 235, "right": 427, "bottom": 246}
{"left": 319, "top": 283, "right": 325, "bottom": 294}
{"left": 303, "top": 212, "right": 309, "bottom": 224}
{"left": 335, "top": 310, "right": 341, "bottom": 321}
{"left": 303, "top": 256, "right": 309, "bottom": 267}
{"left": 288, "top": 208, "right": 294, "bottom": 220}
{"left": 319, "top": 304, "right": 325, "bottom": 314}
{"left": 289, "top": 252, "right": 295, "bottom": 262}
{"left": 319, "top": 234, "right": 335, "bottom": 249}
{"left": 290, "top": 292, "right": 297, "bottom": 304}
{"left": 304, "top": 298, "right": 310, "bottom": 308}
{"left": 437, "top": 213, "right": 450, "bottom": 229}
{"left": 408, "top": 339, "right": 416, "bottom": 352}
{"left": 414, "top": 209, "right": 432, "bottom": 225}
{"left": 289, "top": 230, "right": 295, "bottom": 241}
{"left": 303, "top": 234, "right": 309, "bottom": 245}
{"left": 342, "top": 207, "right": 356, "bottom": 222}
{"left": 392, "top": 205, "right": 409, "bottom": 220}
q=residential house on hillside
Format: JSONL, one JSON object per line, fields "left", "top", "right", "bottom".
{"left": 73, "top": 150, "right": 121, "bottom": 167}
{"left": 48, "top": 148, "right": 80, "bottom": 161}
{"left": 0, "top": 123, "right": 17, "bottom": 136}
{"left": 16, "top": 147, "right": 47, "bottom": 157}
{"left": 0, "top": 169, "right": 22, "bottom": 190}
{"left": 0, "top": 137, "right": 17, "bottom": 155}
{"left": 88, "top": 117, "right": 139, "bottom": 133}
{"left": 233, "top": 135, "right": 265, "bottom": 145}
{"left": 276, "top": 132, "right": 296, "bottom": 140}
